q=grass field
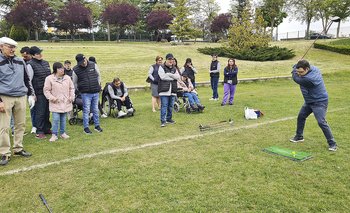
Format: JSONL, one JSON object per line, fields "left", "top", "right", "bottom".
{"left": 1, "top": 40, "right": 350, "bottom": 212}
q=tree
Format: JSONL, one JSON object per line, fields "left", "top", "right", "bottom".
{"left": 169, "top": 0, "right": 195, "bottom": 42}
{"left": 226, "top": 0, "right": 271, "bottom": 51}
{"left": 101, "top": 2, "right": 140, "bottom": 42}
{"left": 327, "top": 0, "right": 350, "bottom": 38}
{"left": 9, "top": 25, "right": 28, "bottom": 41}
{"left": 196, "top": 0, "right": 220, "bottom": 42}
{"left": 289, "top": 0, "right": 319, "bottom": 39}
{"left": 5, "top": 0, "right": 54, "bottom": 41}
{"left": 0, "top": 19, "right": 12, "bottom": 37}
{"left": 210, "top": 13, "right": 233, "bottom": 38}
{"left": 259, "top": 0, "right": 287, "bottom": 29}
{"left": 56, "top": 1, "right": 92, "bottom": 42}
{"left": 230, "top": 0, "right": 247, "bottom": 21}
{"left": 145, "top": 9, "right": 173, "bottom": 41}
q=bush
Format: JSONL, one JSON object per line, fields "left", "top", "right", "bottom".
{"left": 155, "top": 36, "right": 161, "bottom": 42}
{"left": 215, "top": 38, "right": 220, "bottom": 43}
{"left": 197, "top": 46, "right": 295, "bottom": 61}
{"left": 314, "top": 43, "right": 350, "bottom": 55}
{"left": 167, "top": 36, "right": 171, "bottom": 42}
{"left": 9, "top": 25, "right": 27, "bottom": 41}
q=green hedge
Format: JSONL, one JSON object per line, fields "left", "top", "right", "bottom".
{"left": 314, "top": 43, "right": 350, "bottom": 55}
{"left": 197, "top": 46, "right": 295, "bottom": 61}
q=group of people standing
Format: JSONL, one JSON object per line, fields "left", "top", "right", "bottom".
{"left": 148, "top": 53, "right": 239, "bottom": 127}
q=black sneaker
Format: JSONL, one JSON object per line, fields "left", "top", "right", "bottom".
{"left": 166, "top": 119, "right": 176, "bottom": 124}
{"left": 84, "top": 128, "right": 92, "bottom": 134}
{"left": 94, "top": 126, "right": 103, "bottom": 132}
{"left": 290, "top": 136, "right": 304, "bottom": 143}
{"left": 197, "top": 105, "right": 205, "bottom": 110}
{"left": 161, "top": 121, "right": 166, "bottom": 127}
{"left": 0, "top": 155, "right": 10, "bottom": 166}
{"left": 329, "top": 143, "right": 337, "bottom": 151}
{"left": 221, "top": 103, "right": 226, "bottom": 106}
{"left": 23, "top": 132, "right": 28, "bottom": 136}
{"left": 13, "top": 150, "right": 32, "bottom": 157}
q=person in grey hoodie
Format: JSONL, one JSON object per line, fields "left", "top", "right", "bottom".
{"left": 0, "top": 37, "right": 35, "bottom": 166}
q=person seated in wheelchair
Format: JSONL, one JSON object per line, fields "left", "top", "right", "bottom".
{"left": 107, "top": 78, "right": 134, "bottom": 118}
{"left": 177, "top": 73, "right": 205, "bottom": 112}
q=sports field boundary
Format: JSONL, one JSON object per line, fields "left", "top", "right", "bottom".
{"left": 1, "top": 106, "right": 347, "bottom": 176}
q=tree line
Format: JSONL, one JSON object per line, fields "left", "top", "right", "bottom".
{"left": 0, "top": 0, "right": 349, "bottom": 42}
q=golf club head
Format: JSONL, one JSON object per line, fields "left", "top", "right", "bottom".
{"left": 330, "top": 16, "right": 341, "bottom": 22}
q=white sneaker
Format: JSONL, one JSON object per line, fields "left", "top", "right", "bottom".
{"left": 214, "top": 98, "right": 219, "bottom": 101}
{"left": 31, "top": 127, "right": 37, "bottom": 134}
{"left": 209, "top": 98, "right": 215, "bottom": 101}
{"left": 127, "top": 108, "right": 134, "bottom": 115}
{"left": 101, "top": 113, "right": 108, "bottom": 118}
{"left": 118, "top": 111, "right": 127, "bottom": 118}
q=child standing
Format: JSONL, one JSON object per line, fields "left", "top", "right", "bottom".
{"left": 44, "top": 62, "right": 75, "bottom": 141}
{"left": 221, "top": 58, "right": 238, "bottom": 106}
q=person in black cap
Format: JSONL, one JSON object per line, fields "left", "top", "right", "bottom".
{"left": 64, "top": 60, "right": 73, "bottom": 79}
{"left": 72, "top": 54, "right": 103, "bottom": 134}
{"left": 180, "top": 58, "right": 197, "bottom": 88}
{"left": 209, "top": 53, "right": 220, "bottom": 101}
{"left": 89, "top": 56, "right": 96, "bottom": 64}
{"left": 157, "top": 53, "right": 180, "bottom": 127}
{"left": 27, "top": 46, "right": 53, "bottom": 139}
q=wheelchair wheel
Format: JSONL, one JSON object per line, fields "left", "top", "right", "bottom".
{"left": 173, "top": 102, "right": 180, "bottom": 113}
{"left": 185, "top": 106, "right": 193, "bottom": 114}
{"left": 102, "top": 95, "right": 111, "bottom": 116}
{"left": 69, "top": 118, "right": 77, "bottom": 125}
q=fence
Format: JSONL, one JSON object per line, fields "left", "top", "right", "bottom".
{"left": 276, "top": 25, "right": 350, "bottom": 41}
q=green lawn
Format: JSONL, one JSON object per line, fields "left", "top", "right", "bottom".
{"left": 1, "top": 40, "right": 350, "bottom": 212}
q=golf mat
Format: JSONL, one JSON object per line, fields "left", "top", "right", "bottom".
{"left": 263, "top": 145, "right": 314, "bottom": 162}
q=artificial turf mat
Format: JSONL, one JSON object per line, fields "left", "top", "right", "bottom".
{"left": 263, "top": 145, "right": 314, "bottom": 162}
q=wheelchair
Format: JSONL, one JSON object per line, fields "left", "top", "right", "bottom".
{"left": 101, "top": 91, "right": 135, "bottom": 118}
{"left": 68, "top": 98, "right": 94, "bottom": 125}
{"left": 173, "top": 90, "right": 203, "bottom": 114}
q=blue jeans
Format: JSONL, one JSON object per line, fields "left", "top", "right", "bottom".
{"left": 81, "top": 93, "right": 100, "bottom": 129}
{"left": 160, "top": 95, "right": 175, "bottom": 121}
{"left": 211, "top": 77, "right": 219, "bottom": 99}
{"left": 296, "top": 100, "right": 335, "bottom": 145}
{"left": 52, "top": 112, "right": 67, "bottom": 136}
{"left": 184, "top": 92, "right": 199, "bottom": 106}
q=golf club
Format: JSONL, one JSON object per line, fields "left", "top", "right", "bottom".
{"left": 300, "top": 16, "right": 341, "bottom": 61}
{"left": 199, "top": 119, "right": 229, "bottom": 128}
{"left": 200, "top": 119, "right": 233, "bottom": 131}
{"left": 39, "top": 193, "right": 52, "bottom": 213}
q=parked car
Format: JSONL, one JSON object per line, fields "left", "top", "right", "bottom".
{"left": 309, "top": 33, "right": 332, "bottom": 39}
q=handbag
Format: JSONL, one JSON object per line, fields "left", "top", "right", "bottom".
{"left": 244, "top": 106, "right": 257, "bottom": 120}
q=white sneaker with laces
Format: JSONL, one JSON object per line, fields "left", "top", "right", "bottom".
{"left": 209, "top": 98, "right": 215, "bottom": 101}
{"left": 101, "top": 113, "right": 108, "bottom": 118}
{"left": 118, "top": 111, "right": 127, "bottom": 118}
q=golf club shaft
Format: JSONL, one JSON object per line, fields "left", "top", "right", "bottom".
{"left": 300, "top": 21, "right": 333, "bottom": 60}
{"left": 200, "top": 121, "right": 233, "bottom": 130}
{"left": 39, "top": 194, "right": 52, "bottom": 213}
{"left": 200, "top": 123, "right": 233, "bottom": 131}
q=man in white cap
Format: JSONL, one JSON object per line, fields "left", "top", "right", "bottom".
{"left": 0, "top": 37, "right": 35, "bottom": 166}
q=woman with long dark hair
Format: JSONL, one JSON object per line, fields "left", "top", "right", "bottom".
{"left": 180, "top": 58, "right": 197, "bottom": 88}
{"left": 221, "top": 58, "right": 238, "bottom": 106}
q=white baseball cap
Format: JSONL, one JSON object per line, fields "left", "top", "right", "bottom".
{"left": 0, "top": 37, "right": 18, "bottom": 47}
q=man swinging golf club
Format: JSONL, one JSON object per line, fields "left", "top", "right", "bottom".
{"left": 290, "top": 60, "right": 337, "bottom": 151}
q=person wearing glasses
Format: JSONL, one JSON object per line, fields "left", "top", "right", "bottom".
{"left": 148, "top": 56, "right": 162, "bottom": 112}
{"left": 44, "top": 62, "right": 75, "bottom": 141}
{"left": 290, "top": 59, "right": 337, "bottom": 151}
{"left": 0, "top": 37, "right": 35, "bottom": 166}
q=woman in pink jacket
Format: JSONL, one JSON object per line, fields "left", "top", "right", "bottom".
{"left": 44, "top": 62, "right": 75, "bottom": 141}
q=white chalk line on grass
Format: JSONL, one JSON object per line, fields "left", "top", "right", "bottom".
{"left": 1, "top": 106, "right": 348, "bottom": 176}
